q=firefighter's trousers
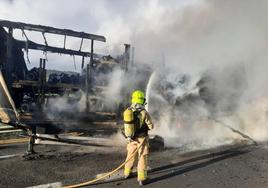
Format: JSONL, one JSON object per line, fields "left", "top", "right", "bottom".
{"left": 124, "top": 136, "right": 149, "bottom": 181}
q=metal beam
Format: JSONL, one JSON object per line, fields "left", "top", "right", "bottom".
{"left": 0, "top": 19, "right": 106, "bottom": 42}
{"left": 15, "top": 39, "right": 101, "bottom": 58}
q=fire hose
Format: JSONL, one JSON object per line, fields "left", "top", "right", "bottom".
{"left": 209, "top": 117, "right": 258, "bottom": 145}
{"left": 62, "top": 138, "right": 146, "bottom": 188}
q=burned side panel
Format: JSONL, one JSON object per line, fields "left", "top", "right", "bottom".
{"left": 0, "top": 70, "right": 18, "bottom": 123}
{"left": 0, "top": 27, "right": 28, "bottom": 85}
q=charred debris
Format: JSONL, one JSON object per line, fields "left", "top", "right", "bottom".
{"left": 0, "top": 19, "right": 151, "bottom": 131}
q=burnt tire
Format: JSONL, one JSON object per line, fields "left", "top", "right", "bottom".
{"left": 149, "top": 135, "right": 165, "bottom": 151}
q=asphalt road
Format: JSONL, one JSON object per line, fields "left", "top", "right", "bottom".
{"left": 0, "top": 141, "right": 268, "bottom": 188}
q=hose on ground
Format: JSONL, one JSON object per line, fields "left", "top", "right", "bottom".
{"left": 62, "top": 138, "right": 146, "bottom": 188}
{"left": 209, "top": 117, "right": 258, "bottom": 145}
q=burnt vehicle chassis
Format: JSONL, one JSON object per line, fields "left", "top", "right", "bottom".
{"left": 0, "top": 19, "right": 115, "bottom": 114}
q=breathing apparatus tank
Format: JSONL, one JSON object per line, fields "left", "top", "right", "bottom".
{"left": 123, "top": 108, "right": 135, "bottom": 138}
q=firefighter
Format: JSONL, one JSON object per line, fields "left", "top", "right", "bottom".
{"left": 123, "top": 90, "right": 154, "bottom": 186}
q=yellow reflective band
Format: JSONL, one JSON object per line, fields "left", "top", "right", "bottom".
{"left": 137, "top": 171, "right": 147, "bottom": 181}
{"left": 124, "top": 167, "right": 132, "bottom": 176}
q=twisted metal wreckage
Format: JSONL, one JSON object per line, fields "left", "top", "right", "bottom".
{"left": 0, "top": 19, "right": 133, "bottom": 153}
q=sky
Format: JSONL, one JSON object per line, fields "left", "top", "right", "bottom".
{"left": 0, "top": 0, "right": 198, "bottom": 71}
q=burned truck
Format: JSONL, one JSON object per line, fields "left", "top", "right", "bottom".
{"left": 0, "top": 20, "right": 141, "bottom": 131}
{"left": 0, "top": 20, "right": 154, "bottom": 135}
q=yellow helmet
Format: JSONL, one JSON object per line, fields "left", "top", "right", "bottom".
{"left": 131, "top": 90, "right": 145, "bottom": 105}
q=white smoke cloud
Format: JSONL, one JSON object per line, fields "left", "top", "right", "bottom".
{"left": 140, "top": 0, "right": 268, "bottom": 149}
{"left": 102, "top": 68, "right": 125, "bottom": 109}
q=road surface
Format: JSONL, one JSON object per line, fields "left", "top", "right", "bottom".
{"left": 0, "top": 139, "right": 267, "bottom": 188}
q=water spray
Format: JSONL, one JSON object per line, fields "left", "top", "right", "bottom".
{"left": 145, "top": 71, "right": 157, "bottom": 112}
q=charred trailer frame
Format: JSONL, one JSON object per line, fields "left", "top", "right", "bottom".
{"left": 0, "top": 19, "right": 106, "bottom": 112}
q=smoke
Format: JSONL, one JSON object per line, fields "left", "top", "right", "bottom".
{"left": 102, "top": 68, "right": 125, "bottom": 110}
{"left": 44, "top": 90, "right": 85, "bottom": 122}
{"left": 147, "top": 68, "right": 244, "bottom": 150}
{"left": 130, "top": 1, "right": 268, "bottom": 69}
{"left": 138, "top": 0, "right": 268, "bottom": 150}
